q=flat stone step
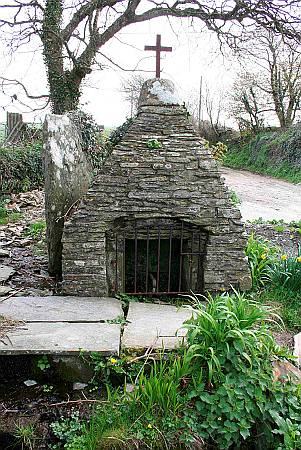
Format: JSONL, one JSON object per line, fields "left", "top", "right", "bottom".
{"left": 122, "top": 302, "right": 193, "bottom": 351}
{"left": 0, "top": 296, "right": 123, "bottom": 322}
{"left": 0, "top": 322, "right": 121, "bottom": 355}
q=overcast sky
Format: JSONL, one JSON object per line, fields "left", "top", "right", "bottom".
{"left": 0, "top": 16, "right": 237, "bottom": 128}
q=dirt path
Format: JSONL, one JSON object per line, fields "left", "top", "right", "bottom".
{"left": 221, "top": 167, "right": 301, "bottom": 222}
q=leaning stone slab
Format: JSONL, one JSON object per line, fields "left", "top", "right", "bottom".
{"left": 0, "top": 264, "right": 15, "bottom": 282}
{"left": 122, "top": 302, "right": 193, "bottom": 352}
{"left": 0, "top": 296, "right": 123, "bottom": 322}
{"left": 0, "top": 322, "right": 121, "bottom": 355}
{"left": 294, "top": 332, "right": 301, "bottom": 366}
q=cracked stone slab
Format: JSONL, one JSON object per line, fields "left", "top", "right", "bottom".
{"left": 0, "top": 322, "right": 121, "bottom": 355}
{"left": 0, "top": 264, "right": 15, "bottom": 282}
{"left": 294, "top": 332, "right": 301, "bottom": 366}
{"left": 0, "top": 296, "right": 123, "bottom": 322}
{"left": 122, "top": 302, "right": 193, "bottom": 351}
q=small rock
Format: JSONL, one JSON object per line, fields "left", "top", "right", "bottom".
{"left": 0, "top": 265, "right": 15, "bottom": 282}
{"left": 0, "top": 249, "right": 10, "bottom": 257}
{"left": 0, "top": 286, "right": 12, "bottom": 296}
{"left": 24, "top": 379, "right": 38, "bottom": 387}
{"left": 272, "top": 359, "right": 301, "bottom": 384}
{"left": 73, "top": 382, "right": 88, "bottom": 391}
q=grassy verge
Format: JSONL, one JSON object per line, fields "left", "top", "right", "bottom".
{"left": 224, "top": 127, "right": 301, "bottom": 183}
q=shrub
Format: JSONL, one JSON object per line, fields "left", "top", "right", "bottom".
{"left": 183, "top": 291, "right": 301, "bottom": 450}
{"left": 0, "top": 139, "right": 43, "bottom": 194}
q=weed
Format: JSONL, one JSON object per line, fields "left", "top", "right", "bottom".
{"left": 229, "top": 188, "right": 241, "bottom": 206}
{"left": 26, "top": 220, "right": 46, "bottom": 239}
{"left": 0, "top": 197, "right": 23, "bottom": 225}
{"left": 37, "top": 355, "right": 50, "bottom": 371}
{"left": 146, "top": 138, "right": 162, "bottom": 149}
{"left": 13, "top": 423, "right": 36, "bottom": 450}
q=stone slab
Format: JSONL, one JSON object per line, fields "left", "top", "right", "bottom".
{"left": 0, "top": 296, "right": 123, "bottom": 322}
{"left": 0, "top": 264, "right": 15, "bottom": 282}
{"left": 0, "top": 322, "right": 121, "bottom": 355}
{"left": 294, "top": 332, "right": 301, "bottom": 366}
{"left": 122, "top": 302, "right": 193, "bottom": 351}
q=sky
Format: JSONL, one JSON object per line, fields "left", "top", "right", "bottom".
{"left": 0, "top": 15, "right": 237, "bottom": 128}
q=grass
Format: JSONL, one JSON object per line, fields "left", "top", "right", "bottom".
{"left": 0, "top": 197, "right": 23, "bottom": 224}
{"left": 224, "top": 128, "right": 301, "bottom": 183}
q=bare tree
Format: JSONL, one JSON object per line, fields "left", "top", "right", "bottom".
{"left": 1, "top": 1, "right": 301, "bottom": 114}
{"left": 121, "top": 74, "right": 146, "bottom": 117}
{"left": 231, "top": 30, "right": 301, "bottom": 128}
{"left": 229, "top": 72, "right": 267, "bottom": 132}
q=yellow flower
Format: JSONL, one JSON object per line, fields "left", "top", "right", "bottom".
{"left": 281, "top": 255, "right": 288, "bottom": 261}
{"left": 297, "top": 256, "right": 301, "bottom": 263}
{"left": 110, "top": 358, "right": 117, "bottom": 365}
{"left": 261, "top": 253, "right": 267, "bottom": 260}
{"left": 147, "top": 424, "right": 153, "bottom": 429}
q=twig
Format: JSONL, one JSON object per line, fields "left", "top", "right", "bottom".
{"left": 49, "top": 399, "right": 108, "bottom": 407}
{"left": 0, "top": 288, "right": 23, "bottom": 303}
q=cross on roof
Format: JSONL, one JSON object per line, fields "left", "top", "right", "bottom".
{"left": 144, "top": 34, "right": 172, "bottom": 78}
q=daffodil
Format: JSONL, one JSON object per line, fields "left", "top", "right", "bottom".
{"left": 147, "top": 424, "right": 153, "bottom": 429}
{"left": 281, "top": 255, "right": 287, "bottom": 261}
{"left": 297, "top": 256, "right": 301, "bottom": 263}
{"left": 110, "top": 357, "right": 117, "bottom": 365}
{"left": 261, "top": 253, "right": 267, "bottom": 260}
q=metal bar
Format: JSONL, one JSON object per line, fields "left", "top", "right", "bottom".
{"left": 123, "top": 231, "right": 126, "bottom": 293}
{"left": 145, "top": 226, "right": 150, "bottom": 293}
{"left": 115, "top": 233, "right": 118, "bottom": 293}
{"left": 197, "top": 232, "right": 201, "bottom": 292}
{"left": 167, "top": 225, "right": 173, "bottom": 292}
{"left": 189, "top": 230, "right": 194, "bottom": 290}
{"left": 178, "top": 221, "right": 184, "bottom": 292}
{"left": 156, "top": 225, "right": 161, "bottom": 292}
{"left": 134, "top": 225, "right": 138, "bottom": 293}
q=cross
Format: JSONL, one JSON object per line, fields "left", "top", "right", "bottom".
{"left": 144, "top": 34, "right": 172, "bottom": 78}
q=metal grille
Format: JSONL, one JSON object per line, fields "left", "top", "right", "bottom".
{"left": 109, "top": 221, "right": 207, "bottom": 296}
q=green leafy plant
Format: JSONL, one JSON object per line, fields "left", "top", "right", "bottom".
{"left": 245, "top": 233, "right": 279, "bottom": 287}
{"left": 182, "top": 291, "right": 301, "bottom": 450}
{"left": 26, "top": 220, "right": 46, "bottom": 239}
{"left": 146, "top": 138, "right": 162, "bottom": 149}
{"left": 229, "top": 188, "right": 241, "bottom": 206}
{"left": 37, "top": 355, "right": 50, "bottom": 371}
{"left": 50, "top": 411, "right": 86, "bottom": 450}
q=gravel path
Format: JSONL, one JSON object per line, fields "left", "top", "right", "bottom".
{"left": 221, "top": 167, "right": 301, "bottom": 222}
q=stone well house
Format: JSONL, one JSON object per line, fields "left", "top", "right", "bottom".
{"left": 62, "top": 79, "right": 251, "bottom": 296}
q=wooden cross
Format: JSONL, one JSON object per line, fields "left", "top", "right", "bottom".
{"left": 144, "top": 34, "right": 172, "bottom": 78}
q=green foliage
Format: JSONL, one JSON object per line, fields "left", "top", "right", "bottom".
{"left": 266, "top": 251, "right": 301, "bottom": 292}
{"left": 146, "top": 138, "right": 162, "bottom": 149}
{"left": 203, "top": 139, "right": 228, "bottom": 162}
{"left": 0, "top": 197, "right": 23, "bottom": 225}
{"left": 13, "top": 423, "right": 37, "bottom": 450}
{"left": 183, "top": 291, "right": 301, "bottom": 450}
{"left": 245, "top": 233, "right": 279, "bottom": 287}
{"left": 109, "top": 118, "right": 133, "bottom": 147}
{"left": 0, "top": 139, "right": 43, "bottom": 193}
{"left": 225, "top": 128, "right": 301, "bottom": 183}
{"left": 229, "top": 188, "right": 241, "bottom": 206}
{"left": 37, "top": 355, "right": 50, "bottom": 371}
{"left": 259, "top": 286, "right": 301, "bottom": 331}
{"left": 50, "top": 411, "right": 86, "bottom": 450}
{"left": 26, "top": 220, "right": 46, "bottom": 239}
{"left": 68, "top": 110, "right": 103, "bottom": 152}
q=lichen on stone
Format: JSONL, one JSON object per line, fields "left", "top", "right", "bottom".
{"left": 149, "top": 80, "right": 179, "bottom": 105}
